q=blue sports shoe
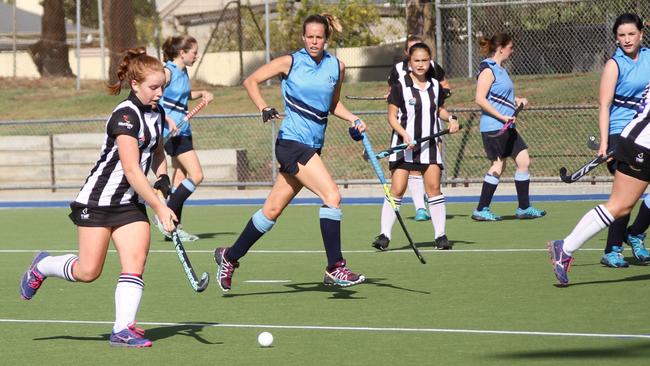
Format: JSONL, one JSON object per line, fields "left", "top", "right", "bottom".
{"left": 471, "top": 207, "right": 502, "bottom": 222}
{"left": 414, "top": 208, "right": 430, "bottom": 221}
{"left": 19, "top": 251, "right": 50, "bottom": 300}
{"left": 109, "top": 322, "right": 152, "bottom": 348}
{"left": 600, "top": 246, "right": 629, "bottom": 268}
{"left": 548, "top": 240, "right": 574, "bottom": 287}
{"left": 515, "top": 206, "right": 546, "bottom": 219}
{"left": 625, "top": 233, "right": 650, "bottom": 263}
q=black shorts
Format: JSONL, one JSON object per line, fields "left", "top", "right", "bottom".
{"left": 275, "top": 139, "right": 321, "bottom": 175}
{"left": 389, "top": 161, "right": 443, "bottom": 172}
{"left": 481, "top": 129, "right": 528, "bottom": 160}
{"left": 614, "top": 137, "right": 650, "bottom": 182}
{"left": 164, "top": 135, "right": 194, "bottom": 157}
{"left": 69, "top": 202, "right": 148, "bottom": 227}
{"left": 606, "top": 134, "right": 622, "bottom": 175}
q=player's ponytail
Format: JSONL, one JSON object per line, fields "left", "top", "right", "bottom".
{"left": 303, "top": 13, "right": 342, "bottom": 40}
{"left": 107, "top": 47, "right": 163, "bottom": 95}
{"left": 479, "top": 33, "right": 512, "bottom": 57}
{"left": 162, "top": 35, "right": 198, "bottom": 62}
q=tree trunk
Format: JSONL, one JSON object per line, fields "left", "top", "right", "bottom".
{"left": 406, "top": 0, "right": 436, "bottom": 59}
{"left": 104, "top": 0, "right": 137, "bottom": 85}
{"left": 29, "top": 0, "right": 74, "bottom": 77}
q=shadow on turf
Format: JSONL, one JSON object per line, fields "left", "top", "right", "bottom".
{"left": 221, "top": 278, "right": 429, "bottom": 299}
{"left": 562, "top": 273, "right": 650, "bottom": 287}
{"left": 407, "top": 214, "right": 468, "bottom": 220}
{"left": 33, "top": 322, "right": 221, "bottom": 344}
{"left": 488, "top": 341, "right": 650, "bottom": 360}
{"left": 386, "top": 239, "right": 476, "bottom": 252}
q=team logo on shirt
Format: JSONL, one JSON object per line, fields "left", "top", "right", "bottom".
{"left": 328, "top": 76, "right": 336, "bottom": 87}
{"left": 636, "top": 153, "right": 644, "bottom": 164}
{"left": 138, "top": 136, "right": 145, "bottom": 147}
{"left": 408, "top": 98, "right": 417, "bottom": 106}
{"left": 80, "top": 208, "right": 90, "bottom": 220}
{"left": 118, "top": 115, "right": 134, "bottom": 130}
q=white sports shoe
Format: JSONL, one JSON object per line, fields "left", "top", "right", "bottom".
{"left": 176, "top": 225, "right": 199, "bottom": 242}
{"left": 153, "top": 215, "right": 172, "bottom": 239}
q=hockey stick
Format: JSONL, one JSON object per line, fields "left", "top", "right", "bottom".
{"left": 559, "top": 148, "right": 615, "bottom": 183}
{"left": 164, "top": 100, "right": 208, "bottom": 140}
{"left": 371, "top": 125, "right": 463, "bottom": 160}
{"left": 359, "top": 128, "right": 426, "bottom": 264}
{"left": 345, "top": 95, "right": 386, "bottom": 101}
{"left": 154, "top": 190, "right": 209, "bottom": 292}
{"left": 486, "top": 103, "right": 525, "bottom": 137}
{"left": 169, "top": 227, "right": 210, "bottom": 292}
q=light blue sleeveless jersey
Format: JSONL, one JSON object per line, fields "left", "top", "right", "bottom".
{"left": 477, "top": 59, "right": 517, "bottom": 132}
{"left": 278, "top": 48, "right": 340, "bottom": 148}
{"left": 609, "top": 47, "right": 650, "bottom": 134}
{"left": 161, "top": 61, "right": 192, "bottom": 137}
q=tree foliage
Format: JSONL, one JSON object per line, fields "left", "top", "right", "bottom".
{"left": 272, "top": 0, "right": 382, "bottom": 51}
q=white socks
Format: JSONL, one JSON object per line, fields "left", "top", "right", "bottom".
{"left": 113, "top": 274, "right": 144, "bottom": 333}
{"left": 563, "top": 205, "right": 614, "bottom": 255}
{"left": 428, "top": 195, "right": 446, "bottom": 239}
{"left": 380, "top": 196, "right": 401, "bottom": 239}
{"left": 36, "top": 254, "right": 78, "bottom": 282}
{"left": 408, "top": 175, "right": 426, "bottom": 210}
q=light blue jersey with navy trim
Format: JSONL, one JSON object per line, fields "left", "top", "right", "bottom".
{"left": 609, "top": 47, "right": 650, "bottom": 134}
{"left": 278, "top": 48, "right": 340, "bottom": 148}
{"left": 477, "top": 59, "right": 517, "bottom": 132}
{"left": 161, "top": 61, "right": 192, "bottom": 137}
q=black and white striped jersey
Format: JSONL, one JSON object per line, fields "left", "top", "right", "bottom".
{"left": 74, "top": 92, "right": 163, "bottom": 207}
{"left": 388, "top": 59, "right": 445, "bottom": 87}
{"left": 387, "top": 73, "right": 443, "bottom": 165}
{"left": 621, "top": 81, "right": 650, "bottom": 149}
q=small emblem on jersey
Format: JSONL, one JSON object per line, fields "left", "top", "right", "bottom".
{"left": 328, "top": 76, "right": 336, "bottom": 87}
{"left": 118, "top": 115, "right": 134, "bottom": 130}
{"left": 138, "top": 136, "right": 145, "bottom": 147}
{"left": 408, "top": 98, "right": 417, "bottom": 106}
{"left": 80, "top": 208, "right": 90, "bottom": 220}
{"left": 636, "top": 153, "right": 644, "bottom": 164}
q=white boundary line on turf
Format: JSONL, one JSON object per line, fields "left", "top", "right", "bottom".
{"left": 0, "top": 318, "right": 648, "bottom": 339}
{"left": 0, "top": 248, "right": 603, "bottom": 254}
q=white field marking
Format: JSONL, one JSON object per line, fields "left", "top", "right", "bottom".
{"left": 0, "top": 248, "right": 603, "bottom": 254}
{"left": 0, "top": 318, "right": 649, "bottom": 339}
{"left": 244, "top": 280, "right": 292, "bottom": 283}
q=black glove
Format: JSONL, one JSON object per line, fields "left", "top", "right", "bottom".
{"left": 261, "top": 107, "right": 280, "bottom": 122}
{"left": 153, "top": 174, "right": 171, "bottom": 199}
{"left": 348, "top": 126, "right": 363, "bottom": 141}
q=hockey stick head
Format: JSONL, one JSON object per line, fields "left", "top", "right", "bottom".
{"left": 587, "top": 136, "right": 600, "bottom": 151}
{"left": 170, "top": 229, "right": 210, "bottom": 292}
{"left": 558, "top": 167, "right": 574, "bottom": 183}
{"left": 196, "top": 272, "right": 210, "bottom": 292}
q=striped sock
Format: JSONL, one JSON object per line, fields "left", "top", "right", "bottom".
{"left": 563, "top": 205, "right": 614, "bottom": 256}
{"left": 427, "top": 194, "right": 446, "bottom": 239}
{"left": 380, "top": 196, "right": 402, "bottom": 239}
{"left": 113, "top": 273, "right": 144, "bottom": 333}
{"left": 36, "top": 254, "right": 78, "bottom": 282}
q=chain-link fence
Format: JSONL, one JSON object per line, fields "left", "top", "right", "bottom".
{"left": 436, "top": 0, "right": 650, "bottom": 78}
{"left": 3, "top": 0, "right": 649, "bottom": 84}
{"left": 0, "top": 106, "right": 609, "bottom": 190}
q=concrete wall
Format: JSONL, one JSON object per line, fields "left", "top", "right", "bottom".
{"left": 0, "top": 134, "right": 246, "bottom": 188}
{"left": 0, "top": 44, "right": 402, "bottom": 85}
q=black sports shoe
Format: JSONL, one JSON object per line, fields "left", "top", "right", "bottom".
{"left": 372, "top": 234, "right": 390, "bottom": 251}
{"left": 434, "top": 235, "right": 452, "bottom": 250}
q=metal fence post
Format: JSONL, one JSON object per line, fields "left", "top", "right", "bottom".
{"left": 435, "top": 0, "right": 442, "bottom": 66}
{"left": 98, "top": 0, "right": 106, "bottom": 80}
{"left": 75, "top": 0, "right": 81, "bottom": 91}
{"left": 467, "top": 0, "right": 473, "bottom": 78}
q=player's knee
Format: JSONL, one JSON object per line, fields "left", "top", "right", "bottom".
{"left": 188, "top": 172, "right": 203, "bottom": 185}
{"left": 73, "top": 267, "right": 102, "bottom": 282}
{"left": 322, "top": 191, "right": 341, "bottom": 208}
{"left": 263, "top": 205, "right": 284, "bottom": 220}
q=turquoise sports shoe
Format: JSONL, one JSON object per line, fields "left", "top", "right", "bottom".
{"left": 414, "top": 208, "right": 430, "bottom": 221}
{"left": 625, "top": 233, "right": 650, "bottom": 263}
{"left": 600, "top": 246, "right": 629, "bottom": 268}
{"left": 515, "top": 206, "right": 546, "bottom": 219}
{"left": 471, "top": 207, "right": 502, "bottom": 222}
